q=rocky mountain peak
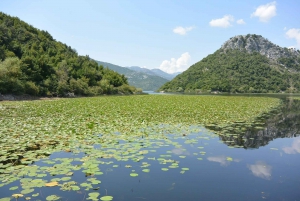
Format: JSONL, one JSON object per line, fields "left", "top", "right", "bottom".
{"left": 221, "top": 34, "right": 300, "bottom": 61}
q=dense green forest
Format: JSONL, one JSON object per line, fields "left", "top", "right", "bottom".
{"left": 0, "top": 12, "right": 136, "bottom": 96}
{"left": 159, "top": 49, "right": 300, "bottom": 93}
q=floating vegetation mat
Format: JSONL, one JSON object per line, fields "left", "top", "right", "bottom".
{"left": 0, "top": 95, "right": 282, "bottom": 200}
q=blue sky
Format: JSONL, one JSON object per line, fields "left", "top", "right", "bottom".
{"left": 0, "top": 0, "right": 299, "bottom": 73}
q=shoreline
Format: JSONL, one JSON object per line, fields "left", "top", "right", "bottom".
{"left": 0, "top": 94, "right": 62, "bottom": 102}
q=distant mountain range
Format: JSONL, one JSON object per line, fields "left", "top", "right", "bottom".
{"left": 159, "top": 34, "right": 300, "bottom": 93}
{"left": 95, "top": 61, "right": 178, "bottom": 91}
{"left": 127, "top": 66, "right": 180, "bottom": 80}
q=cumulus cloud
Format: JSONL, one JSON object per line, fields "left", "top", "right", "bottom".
{"left": 209, "top": 15, "right": 234, "bottom": 28}
{"left": 251, "top": 1, "right": 277, "bottom": 22}
{"left": 248, "top": 161, "right": 272, "bottom": 180}
{"left": 286, "top": 28, "right": 300, "bottom": 47}
{"left": 173, "top": 26, "right": 195, "bottom": 35}
{"left": 282, "top": 138, "right": 300, "bottom": 154}
{"left": 237, "top": 19, "right": 246, "bottom": 25}
{"left": 159, "top": 52, "right": 191, "bottom": 74}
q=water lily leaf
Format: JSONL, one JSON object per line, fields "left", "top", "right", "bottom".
{"left": 130, "top": 173, "right": 138, "bottom": 177}
{"left": 9, "top": 186, "right": 18, "bottom": 190}
{"left": 46, "top": 195, "right": 60, "bottom": 201}
{"left": 226, "top": 157, "right": 233, "bottom": 161}
{"left": 0, "top": 198, "right": 11, "bottom": 201}
{"left": 161, "top": 168, "right": 169, "bottom": 171}
{"left": 21, "top": 189, "right": 34, "bottom": 194}
{"left": 61, "top": 177, "right": 71, "bottom": 181}
{"left": 66, "top": 172, "right": 74, "bottom": 176}
{"left": 88, "top": 192, "right": 100, "bottom": 198}
{"left": 142, "top": 169, "right": 150, "bottom": 173}
{"left": 32, "top": 193, "right": 39, "bottom": 197}
{"left": 100, "top": 196, "right": 113, "bottom": 201}
{"left": 71, "top": 185, "right": 80, "bottom": 191}
{"left": 45, "top": 181, "right": 58, "bottom": 187}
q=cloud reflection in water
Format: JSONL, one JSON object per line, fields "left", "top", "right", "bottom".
{"left": 248, "top": 161, "right": 272, "bottom": 180}
{"left": 282, "top": 138, "right": 300, "bottom": 154}
{"left": 207, "top": 155, "right": 240, "bottom": 166}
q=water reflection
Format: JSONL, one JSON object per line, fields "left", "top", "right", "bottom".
{"left": 171, "top": 148, "right": 189, "bottom": 155}
{"left": 207, "top": 156, "right": 230, "bottom": 166}
{"left": 248, "top": 161, "right": 272, "bottom": 180}
{"left": 215, "top": 98, "right": 300, "bottom": 149}
{"left": 282, "top": 138, "right": 300, "bottom": 154}
{"left": 207, "top": 155, "right": 240, "bottom": 166}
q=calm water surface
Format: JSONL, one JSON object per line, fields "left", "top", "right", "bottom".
{"left": 0, "top": 96, "right": 300, "bottom": 201}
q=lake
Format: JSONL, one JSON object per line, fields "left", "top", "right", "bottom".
{"left": 0, "top": 95, "right": 299, "bottom": 201}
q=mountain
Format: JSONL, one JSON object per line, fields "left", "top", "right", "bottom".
{"left": 95, "top": 61, "right": 169, "bottom": 91}
{"left": 127, "top": 66, "right": 180, "bottom": 80}
{"left": 159, "top": 34, "right": 300, "bottom": 93}
{"left": 127, "top": 66, "right": 158, "bottom": 76}
{"left": 0, "top": 12, "right": 136, "bottom": 96}
{"left": 150, "top": 69, "right": 181, "bottom": 80}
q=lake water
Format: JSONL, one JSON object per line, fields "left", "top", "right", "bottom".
{"left": 0, "top": 96, "right": 300, "bottom": 201}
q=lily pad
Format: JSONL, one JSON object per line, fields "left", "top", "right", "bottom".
{"left": 100, "top": 196, "right": 113, "bottom": 201}
{"left": 46, "top": 195, "right": 60, "bottom": 201}
{"left": 142, "top": 169, "right": 150, "bottom": 173}
{"left": 130, "top": 173, "right": 138, "bottom": 177}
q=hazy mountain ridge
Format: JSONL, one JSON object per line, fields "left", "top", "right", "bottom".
{"left": 159, "top": 34, "right": 300, "bottom": 93}
{"left": 95, "top": 61, "right": 169, "bottom": 91}
{"left": 127, "top": 66, "right": 180, "bottom": 80}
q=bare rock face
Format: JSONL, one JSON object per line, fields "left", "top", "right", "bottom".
{"left": 221, "top": 34, "right": 300, "bottom": 61}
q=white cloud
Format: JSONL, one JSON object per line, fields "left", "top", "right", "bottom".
{"left": 251, "top": 1, "right": 276, "bottom": 22}
{"left": 282, "top": 138, "right": 300, "bottom": 154}
{"left": 159, "top": 52, "right": 191, "bottom": 74}
{"left": 286, "top": 28, "right": 300, "bottom": 47}
{"left": 209, "top": 15, "right": 234, "bottom": 28}
{"left": 237, "top": 19, "right": 246, "bottom": 25}
{"left": 248, "top": 161, "right": 272, "bottom": 180}
{"left": 173, "top": 26, "right": 195, "bottom": 35}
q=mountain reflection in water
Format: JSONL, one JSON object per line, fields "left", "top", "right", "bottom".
{"left": 211, "top": 97, "right": 300, "bottom": 149}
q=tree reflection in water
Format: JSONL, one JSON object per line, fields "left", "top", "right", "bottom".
{"left": 209, "top": 97, "right": 300, "bottom": 149}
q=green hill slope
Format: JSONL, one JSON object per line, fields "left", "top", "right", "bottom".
{"left": 159, "top": 35, "right": 300, "bottom": 93}
{"left": 0, "top": 12, "right": 136, "bottom": 96}
{"left": 95, "top": 61, "right": 169, "bottom": 91}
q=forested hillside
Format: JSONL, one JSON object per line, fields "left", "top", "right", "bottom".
{"left": 159, "top": 35, "right": 300, "bottom": 93}
{"left": 0, "top": 12, "right": 136, "bottom": 96}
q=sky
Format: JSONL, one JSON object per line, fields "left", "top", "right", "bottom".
{"left": 0, "top": 0, "right": 300, "bottom": 74}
